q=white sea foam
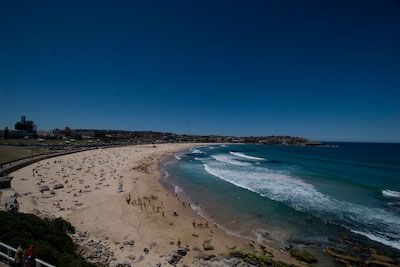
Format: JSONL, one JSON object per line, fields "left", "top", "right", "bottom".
{"left": 204, "top": 163, "right": 329, "bottom": 211}
{"left": 203, "top": 161, "right": 400, "bottom": 250}
{"left": 383, "top": 189, "right": 400, "bottom": 199}
{"left": 174, "top": 154, "right": 182, "bottom": 160}
{"left": 351, "top": 230, "right": 400, "bottom": 251}
{"left": 174, "top": 185, "right": 183, "bottom": 194}
{"left": 229, "top": 151, "right": 266, "bottom": 161}
{"left": 211, "top": 154, "right": 252, "bottom": 166}
{"left": 191, "top": 148, "right": 204, "bottom": 154}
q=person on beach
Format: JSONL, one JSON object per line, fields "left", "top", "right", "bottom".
{"left": 14, "top": 246, "right": 23, "bottom": 267}
{"left": 23, "top": 245, "right": 35, "bottom": 267}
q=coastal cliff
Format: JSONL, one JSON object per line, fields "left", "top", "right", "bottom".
{"left": 243, "top": 136, "right": 321, "bottom": 146}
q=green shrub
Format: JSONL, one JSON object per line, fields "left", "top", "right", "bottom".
{"left": 0, "top": 211, "right": 94, "bottom": 267}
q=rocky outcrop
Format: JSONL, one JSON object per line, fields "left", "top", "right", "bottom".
{"left": 289, "top": 248, "right": 317, "bottom": 263}
{"left": 70, "top": 231, "right": 115, "bottom": 265}
{"left": 194, "top": 256, "right": 257, "bottom": 267}
{"left": 203, "top": 239, "right": 215, "bottom": 251}
{"left": 325, "top": 247, "right": 362, "bottom": 265}
{"left": 167, "top": 247, "right": 188, "bottom": 265}
{"left": 193, "top": 253, "right": 297, "bottom": 267}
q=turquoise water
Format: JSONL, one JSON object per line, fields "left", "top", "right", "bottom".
{"left": 163, "top": 143, "right": 400, "bottom": 256}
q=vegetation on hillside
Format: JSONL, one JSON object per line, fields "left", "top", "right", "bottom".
{"left": 0, "top": 211, "right": 94, "bottom": 267}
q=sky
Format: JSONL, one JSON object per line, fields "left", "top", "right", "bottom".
{"left": 1, "top": 1, "right": 400, "bottom": 142}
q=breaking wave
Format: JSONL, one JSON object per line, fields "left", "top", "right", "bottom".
{"left": 351, "top": 230, "right": 400, "bottom": 251}
{"left": 229, "top": 151, "right": 266, "bottom": 161}
{"left": 383, "top": 189, "right": 400, "bottom": 199}
{"left": 191, "top": 148, "right": 204, "bottom": 154}
{"left": 211, "top": 154, "right": 252, "bottom": 166}
{"left": 203, "top": 161, "right": 400, "bottom": 251}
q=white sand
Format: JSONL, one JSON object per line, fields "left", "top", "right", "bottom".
{"left": 11, "top": 143, "right": 297, "bottom": 266}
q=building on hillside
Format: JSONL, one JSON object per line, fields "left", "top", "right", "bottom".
{"left": 14, "top": 115, "right": 37, "bottom": 138}
{"left": 52, "top": 129, "right": 65, "bottom": 139}
{"left": 73, "top": 129, "right": 95, "bottom": 139}
{"left": 36, "top": 130, "right": 55, "bottom": 138}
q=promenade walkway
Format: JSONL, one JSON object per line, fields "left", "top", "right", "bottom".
{"left": 0, "top": 145, "right": 114, "bottom": 177}
{"left": 0, "top": 150, "right": 74, "bottom": 176}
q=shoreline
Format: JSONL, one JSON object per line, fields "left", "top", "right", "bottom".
{"left": 156, "top": 146, "right": 304, "bottom": 265}
{"left": 159, "top": 144, "right": 400, "bottom": 265}
{"left": 158, "top": 145, "right": 273, "bottom": 247}
{"left": 9, "top": 143, "right": 300, "bottom": 266}
{"left": 159, "top": 153, "right": 255, "bottom": 245}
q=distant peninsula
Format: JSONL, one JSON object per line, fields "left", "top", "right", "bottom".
{"left": 1, "top": 116, "right": 323, "bottom": 147}
{"left": 1, "top": 127, "right": 322, "bottom": 146}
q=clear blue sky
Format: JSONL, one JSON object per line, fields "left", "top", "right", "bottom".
{"left": 1, "top": 1, "right": 400, "bottom": 142}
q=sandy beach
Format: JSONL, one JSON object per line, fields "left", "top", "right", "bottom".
{"left": 10, "top": 143, "right": 298, "bottom": 266}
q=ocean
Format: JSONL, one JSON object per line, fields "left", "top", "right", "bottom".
{"left": 162, "top": 143, "right": 400, "bottom": 261}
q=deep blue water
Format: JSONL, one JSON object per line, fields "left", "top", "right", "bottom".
{"left": 163, "top": 143, "right": 400, "bottom": 254}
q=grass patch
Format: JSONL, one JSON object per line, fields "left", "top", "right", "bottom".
{"left": 0, "top": 146, "right": 51, "bottom": 165}
{"left": 0, "top": 139, "right": 107, "bottom": 147}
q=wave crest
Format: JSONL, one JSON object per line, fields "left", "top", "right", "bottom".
{"left": 203, "top": 162, "right": 400, "bottom": 251}
{"left": 191, "top": 148, "right": 204, "bottom": 154}
{"left": 211, "top": 154, "right": 252, "bottom": 166}
{"left": 383, "top": 189, "right": 400, "bottom": 199}
{"left": 230, "top": 151, "right": 266, "bottom": 161}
